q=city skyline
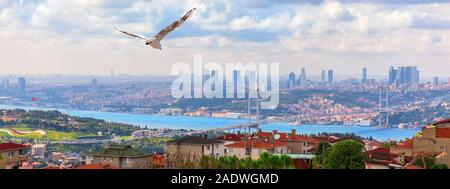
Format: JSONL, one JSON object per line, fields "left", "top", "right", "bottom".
{"left": 0, "top": 0, "right": 449, "bottom": 77}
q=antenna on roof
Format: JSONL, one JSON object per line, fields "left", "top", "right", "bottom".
{"left": 274, "top": 134, "right": 280, "bottom": 140}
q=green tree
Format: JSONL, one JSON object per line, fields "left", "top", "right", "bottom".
{"left": 412, "top": 156, "right": 436, "bottom": 169}
{"left": 312, "top": 141, "right": 331, "bottom": 168}
{"left": 429, "top": 163, "right": 448, "bottom": 169}
{"left": 322, "top": 140, "right": 366, "bottom": 169}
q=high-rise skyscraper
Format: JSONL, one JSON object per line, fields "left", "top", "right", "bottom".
{"left": 388, "top": 66, "right": 397, "bottom": 84}
{"left": 91, "top": 78, "right": 98, "bottom": 88}
{"left": 2, "top": 79, "right": 9, "bottom": 90}
{"left": 362, "top": 67, "right": 367, "bottom": 83}
{"left": 288, "top": 72, "right": 296, "bottom": 89}
{"left": 433, "top": 77, "right": 439, "bottom": 88}
{"left": 300, "top": 67, "right": 307, "bottom": 87}
{"left": 321, "top": 70, "right": 326, "bottom": 84}
{"left": 328, "top": 70, "right": 334, "bottom": 85}
{"left": 232, "top": 70, "right": 240, "bottom": 97}
{"left": 18, "top": 77, "right": 26, "bottom": 96}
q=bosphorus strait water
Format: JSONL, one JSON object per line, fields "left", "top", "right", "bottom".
{"left": 0, "top": 104, "right": 419, "bottom": 141}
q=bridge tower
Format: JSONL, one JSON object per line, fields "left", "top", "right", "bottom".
{"left": 378, "top": 87, "right": 390, "bottom": 127}
{"left": 245, "top": 89, "right": 261, "bottom": 133}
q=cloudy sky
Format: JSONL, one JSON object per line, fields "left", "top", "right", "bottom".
{"left": 0, "top": 0, "right": 449, "bottom": 77}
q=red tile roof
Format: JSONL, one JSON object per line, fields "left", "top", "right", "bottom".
{"left": 292, "top": 159, "right": 310, "bottom": 169}
{"left": 225, "top": 139, "right": 287, "bottom": 149}
{"left": 42, "top": 166, "right": 65, "bottom": 169}
{"left": 216, "top": 134, "right": 247, "bottom": 141}
{"left": 433, "top": 118, "right": 450, "bottom": 125}
{"left": 312, "top": 136, "right": 340, "bottom": 143}
{"left": 404, "top": 165, "right": 425, "bottom": 169}
{"left": 256, "top": 132, "right": 319, "bottom": 143}
{"left": 393, "top": 139, "right": 413, "bottom": 149}
{"left": 152, "top": 154, "right": 165, "bottom": 167}
{"left": 366, "top": 147, "right": 398, "bottom": 161}
{"left": 74, "top": 163, "right": 118, "bottom": 169}
{"left": 0, "top": 143, "right": 30, "bottom": 152}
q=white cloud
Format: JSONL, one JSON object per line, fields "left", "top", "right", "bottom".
{"left": 0, "top": 0, "right": 449, "bottom": 77}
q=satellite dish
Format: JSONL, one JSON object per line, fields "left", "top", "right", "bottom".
{"left": 274, "top": 133, "right": 280, "bottom": 140}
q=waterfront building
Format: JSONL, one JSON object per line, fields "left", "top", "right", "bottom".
{"left": 224, "top": 112, "right": 244, "bottom": 119}
{"left": 159, "top": 108, "right": 183, "bottom": 116}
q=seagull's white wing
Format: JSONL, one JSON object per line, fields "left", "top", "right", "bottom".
{"left": 114, "top": 27, "right": 149, "bottom": 40}
{"left": 154, "top": 8, "right": 196, "bottom": 41}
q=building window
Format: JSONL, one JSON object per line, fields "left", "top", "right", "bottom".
{"left": 8, "top": 151, "right": 14, "bottom": 158}
{"left": 206, "top": 145, "right": 210, "bottom": 150}
{"left": 245, "top": 148, "right": 251, "bottom": 156}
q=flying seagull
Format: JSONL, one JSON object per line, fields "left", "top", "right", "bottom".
{"left": 114, "top": 8, "right": 196, "bottom": 50}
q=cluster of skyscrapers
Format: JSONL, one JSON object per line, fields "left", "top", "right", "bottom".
{"left": 1, "top": 77, "right": 26, "bottom": 97}
{"left": 284, "top": 65, "right": 427, "bottom": 89}
{"left": 388, "top": 66, "right": 420, "bottom": 86}
{"left": 287, "top": 68, "right": 334, "bottom": 89}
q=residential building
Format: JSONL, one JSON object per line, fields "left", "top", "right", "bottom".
{"left": 159, "top": 108, "right": 183, "bottom": 116}
{"left": 365, "top": 147, "right": 411, "bottom": 169}
{"left": 31, "top": 143, "right": 46, "bottom": 159}
{"left": 216, "top": 133, "right": 247, "bottom": 155}
{"left": 75, "top": 163, "right": 118, "bottom": 169}
{"left": 165, "top": 136, "right": 225, "bottom": 159}
{"left": 0, "top": 143, "right": 31, "bottom": 169}
{"left": 225, "top": 138, "right": 288, "bottom": 159}
{"left": 84, "top": 145, "right": 153, "bottom": 169}
{"left": 256, "top": 130, "right": 319, "bottom": 154}
{"left": 409, "top": 119, "right": 450, "bottom": 166}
